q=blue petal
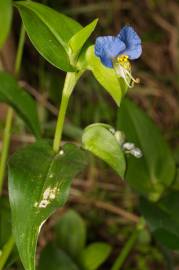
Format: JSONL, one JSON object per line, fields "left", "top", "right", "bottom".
{"left": 118, "top": 26, "right": 142, "bottom": 60}
{"left": 95, "top": 36, "right": 126, "bottom": 68}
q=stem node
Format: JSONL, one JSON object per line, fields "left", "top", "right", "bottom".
{"left": 53, "top": 72, "right": 79, "bottom": 153}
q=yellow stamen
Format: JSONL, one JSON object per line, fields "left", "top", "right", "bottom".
{"left": 117, "top": 55, "right": 129, "bottom": 63}
{"left": 113, "top": 55, "right": 140, "bottom": 88}
{"left": 124, "top": 68, "right": 140, "bottom": 84}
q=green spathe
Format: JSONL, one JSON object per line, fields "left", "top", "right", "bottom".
{"left": 82, "top": 123, "right": 126, "bottom": 178}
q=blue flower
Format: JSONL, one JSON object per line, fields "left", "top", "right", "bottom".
{"left": 95, "top": 26, "right": 142, "bottom": 68}
{"left": 95, "top": 36, "right": 126, "bottom": 68}
{"left": 95, "top": 26, "right": 142, "bottom": 87}
{"left": 117, "top": 26, "right": 142, "bottom": 60}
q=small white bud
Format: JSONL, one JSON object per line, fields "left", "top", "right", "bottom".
{"left": 130, "top": 147, "right": 143, "bottom": 158}
{"left": 115, "top": 131, "right": 125, "bottom": 145}
{"left": 122, "top": 142, "right": 142, "bottom": 158}
{"left": 109, "top": 128, "right": 116, "bottom": 134}
{"left": 122, "top": 142, "right": 135, "bottom": 151}
{"left": 59, "top": 150, "right": 64, "bottom": 155}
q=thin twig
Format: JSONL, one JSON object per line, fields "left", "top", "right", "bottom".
{"left": 19, "top": 81, "right": 58, "bottom": 116}
{"left": 70, "top": 188, "right": 140, "bottom": 224}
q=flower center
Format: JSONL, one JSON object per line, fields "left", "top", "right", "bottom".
{"left": 117, "top": 55, "right": 131, "bottom": 70}
{"left": 113, "top": 54, "right": 140, "bottom": 88}
{"left": 117, "top": 54, "right": 129, "bottom": 63}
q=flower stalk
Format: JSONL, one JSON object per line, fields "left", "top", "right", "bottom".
{"left": 0, "top": 108, "right": 14, "bottom": 194}
{"left": 53, "top": 72, "right": 81, "bottom": 153}
{"left": 111, "top": 218, "right": 145, "bottom": 270}
{"left": 0, "top": 236, "right": 15, "bottom": 270}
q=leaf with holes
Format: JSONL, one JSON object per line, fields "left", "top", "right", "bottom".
{"left": 8, "top": 141, "right": 87, "bottom": 270}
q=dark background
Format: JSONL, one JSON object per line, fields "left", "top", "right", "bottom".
{"left": 1, "top": 0, "right": 179, "bottom": 269}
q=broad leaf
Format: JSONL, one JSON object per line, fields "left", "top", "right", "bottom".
{"left": 0, "top": 0, "right": 12, "bottom": 49}
{"left": 8, "top": 141, "right": 87, "bottom": 270}
{"left": 38, "top": 244, "right": 79, "bottom": 270}
{"left": 55, "top": 210, "right": 86, "bottom": 259}
{"left": 0, "top": 72, "right": 40, "bottom": 137}
{"left": 14, "top": 1, "right": 82, "bottom": 71}
{"left": 82, "top": 123, "right": 126, "bottom": 178}
{"left": 80, "top": 242, "right": 111, "bottom": 270}
{"left": 117, "top": 98, "right": 175, "bottom": 201}
{"left": 86, "top": 46, "right": 128, "bottom": 106}
{"left": 140, "top": 191, "right": 179, "bottom": 250}
{"left": 69, "top": 19, "right": 98, "bottom": 57}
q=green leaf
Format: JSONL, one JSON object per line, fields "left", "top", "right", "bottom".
{"left": 82, "top": 123, "right": 126, "bottom": 178}
{"left": 14, "top": 1, "right": 82, "bottom": 71}
{"left": 0, "top": 197, "right": 12, "bottom": 247}
{"left": 55, "top": 210, "right": 86, "bottom": 259}
{"left": 38, "top": 244, "right": 79, "bottom": 270}
{"left": 80, "top": 242, "right": 111, "bottom": 270}
{"left": 140, "top": 191, "right": 179, "bottom": 250}
{"left": 0, "top": 72, "right": 40, "bottom": 137}
{"left": 117, "top": 98, "right": 175, "bottom": 201}
{"left": 8, "top": 141, "right": 87, "bottom": 270}
{"left": 0, "top": 0, "right": 12, "bottom": 49}
{"left": 86, "top": 46, "right": 128, "bottom": 106}
{"left": 69, "top": 19, "right": 98, "bottom": 57}
{"left": 172, "top": 147, "right": 179, "bottom": 190}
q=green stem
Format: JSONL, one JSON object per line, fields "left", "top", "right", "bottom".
{"left": 0, "top": 24, "right": 25, "bottom": 195}
{"left": 0, "top": 236, "right": 15, "bottom": 270}
{"left": 0, "top": 108, "right": 13, "bottom": 194}
{"left": 14, "top": 25, "right": 26, "bottom": 77}
{"left": 111, "top": 219, "right": 145, "bottom": 270}
{"left": 53, "top": 72, "right": 79, "bottom": 152}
